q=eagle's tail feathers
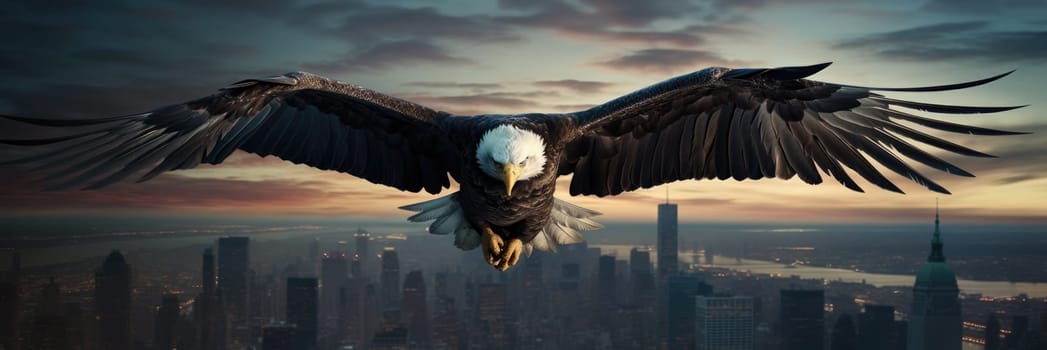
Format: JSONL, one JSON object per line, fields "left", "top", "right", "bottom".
{"left": 526, "top": 197, "right": 603, "bottom": 255}
{"left": 401, "top": 195, "right": 603, "bottom": 254}
{"left": 400, "top": 192, "right": 482, "bottom": 251}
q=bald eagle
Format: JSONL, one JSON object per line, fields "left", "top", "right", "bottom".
{"left": 0, "top": 63, "right": 1026, "bottom": 271}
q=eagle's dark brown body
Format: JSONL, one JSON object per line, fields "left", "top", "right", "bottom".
{"left": 449, "top": 116, "right": 573, "bottom": 242}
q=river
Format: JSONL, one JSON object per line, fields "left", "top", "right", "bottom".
{"left": 591, "top": 244, "right": 1047, "bottom": 298}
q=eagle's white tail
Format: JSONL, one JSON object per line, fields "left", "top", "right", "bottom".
{"left": 399, "top": 193, "right": 480, "bottom": 250}
{"left": 399, "top": 193, "right": 602, "bottom": 255}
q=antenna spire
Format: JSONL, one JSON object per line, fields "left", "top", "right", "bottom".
{"left": 929, "top": 198, "right": 945, "bottom": 262}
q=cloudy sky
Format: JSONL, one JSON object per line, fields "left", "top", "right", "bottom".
{"left": 1, "top": 0, "right": 1045, "bottom": 225}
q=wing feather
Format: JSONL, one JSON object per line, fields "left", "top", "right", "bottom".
{"left": 1, "top": 72, "right": 459, "bottom": 193}
{"left": 562, "top": 63, "right": 1024, "bottom": 196}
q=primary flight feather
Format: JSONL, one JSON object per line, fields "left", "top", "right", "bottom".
{"left": 0, "top": 63, "right": 1026, "bottom": 271}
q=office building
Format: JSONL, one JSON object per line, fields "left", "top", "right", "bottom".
{"left": 95, "top": 250, "right": 132, "bottom": 350}
{"left": 154, "top": 294, "right": 180, "bottom": 350}
{"left": 402, "top": 270, "right": 431, "bottom": 348}
{"left": 381, "top": 247, "right": 401, "bottom": 309}
{"left": 668, "top": 274, "right": 713, "bottom": 349}
{"left": 657, "top": 199, "right": 678, "bottom": 349}
{"left": 695, "top": 295, "right": 755, "bottom": 350}
{"left": 859, "top": 304, "right": 898, "bottom": 350}
{"left": 287, "top": 277, "right": 318, "bottom": 350}
{"left": 831, "top": 314, "right": 858, "bottom": 350}
{"left": 218, "top": 236, "right": 250, "bottom": 345}
{"left": 779, "top": 289, "right": 824, "bottom": 350}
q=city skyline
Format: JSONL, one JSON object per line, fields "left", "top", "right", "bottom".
{"left": 1, "top": 1, "right": 1046, "bottom": 225}
{"left": 0, "top": 200, "right": 1044, "bottom": 349}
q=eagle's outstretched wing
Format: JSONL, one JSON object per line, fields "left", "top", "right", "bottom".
{"left": 0, "top": 72, "right": 458, "bottom": 194}
{"left": 561, "top": 63, "right": 1026, "bottom": 196}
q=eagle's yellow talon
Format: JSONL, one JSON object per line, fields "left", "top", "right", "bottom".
{"left": 497, "top": 239, "right": 523, "bottom": 271}
{"left": 482, "top": 227, "right": 505, "bottom": 268}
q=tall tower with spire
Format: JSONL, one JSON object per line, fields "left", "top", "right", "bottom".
{"left": 907, "top": 201, "right": 962, "bottom": 350}
{"left": 656, "top": 188, "right": 678, "bottom": 349}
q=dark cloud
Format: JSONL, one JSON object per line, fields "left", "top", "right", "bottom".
{"left": 835, "top": 21, "right": 1047, "bottom": 63}
{"left": 495, "top": 0, "right": 743, "bottom": 47}
{"left": 0, "top": 82, "right": 220, "bottom": 117}
{"left": 594, "top": 49, "right": 752, "bottom": 73}
{"left": 499, "top": 0, "right": 700, "bottom": 27}
{"left": 995, "top": 174, "right": 1040, "bottom": 185}
{"left": 175, "top": 0, "right": 292, "bottom": 14}
{"left": 303, "top": 3, "right": 519, "bottom": 44}
{"left": 403, "top": 91, "right": 560, "bottom": 114}
{"left": 532, "top": 79, "right": 615, "bottom": 94}
{"left": 303, "top": 40, "right": 474, "bottom": 74}
{"left": 0, "top": 1, "right": 296, "bottom": 90}
{"left": 575, "top": 0, "right": 702, "bottom": 27}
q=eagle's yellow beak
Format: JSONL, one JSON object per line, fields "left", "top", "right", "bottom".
{"left": 502, "top": 163, "right": 520, "bottom": 196}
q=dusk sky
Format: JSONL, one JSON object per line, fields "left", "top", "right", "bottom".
{"left": 1, "top": 0, "right": 1046, "bottom": 225}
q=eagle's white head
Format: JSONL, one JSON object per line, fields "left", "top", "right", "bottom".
{"left": 476, "top": 125, "right": 547, "bottom": 195}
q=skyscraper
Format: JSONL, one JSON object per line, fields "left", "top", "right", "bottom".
{"left": 695, "top": 296, "right": 755, "bottom": 350}
{"left": 286, "top": 277, "right": 318, "bottom": 350}
{"left": 381, "top": 247, "right": 401, "bottom": 309}
{"left": 202, "top": 248, "right": 216, "bottom": 295}
{"left": 859, "top": 305, "right": 898, "bottom": 350}
{"left": 431, "top": 296, "right": 460, "bottom": 350}
{"left": 630, "top": 248, "right": 656, "bottom": 306}
{"left": 631, "top": 248, "right": 652, "bottom": 273}
{"left": 354, "top": 229, "right": 371, "bottom": 278}
{"left": 779, "top": 289, "right": 824, "bottom": 350}
{"left": 196, "top": 248, "right": 224, "bottom": 350}
{"left": 0, "top": 251, "right": 19, "bottom": 350}
{"left": 831, "top": 314, "right": 858, "bottom": 350}
{"left": 154, "top": 294, "right": 180, "bottom": 350}
{"left": 308, "top": 238, "right": 320, "bottom": 275}
{"left": 907, "top": 204, "right": 961, "bottom": 350}
{"left": 597, "top": 255, "right": 617, "bottom": 309}
{"left": 402, "top": 270, "right": 431, "bottom": 348}
{"left": 218, "top": 236, "right": 250, "bottom": 345}
{"left": 29, "top": 278, "right": 67, "bottom": 350}
{"left": 629, "top": 248, "right": 657, "bottom": 346}
{"left": 1006, "top": 315, "right": 1030, "bottom": 350}
{"left": 984, "top": 314, "right": 1001, "bottom": 350}
{"left": 320, "top": 251, "right": 348, "bottom": 339}
{"left": 667, "top": 274, "right": 713, "bottom": 349}
{"left": 657, "top": 200, "right": 679, "bottom": 281}
{"left": 1040, "top": 311, "right": 1047, "bottom": 350}
{"left": 657, "top": 199, "right": 678, "bottom": 349}
{"left": 95, "top": 250, "right": 131, "bottom": 350}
